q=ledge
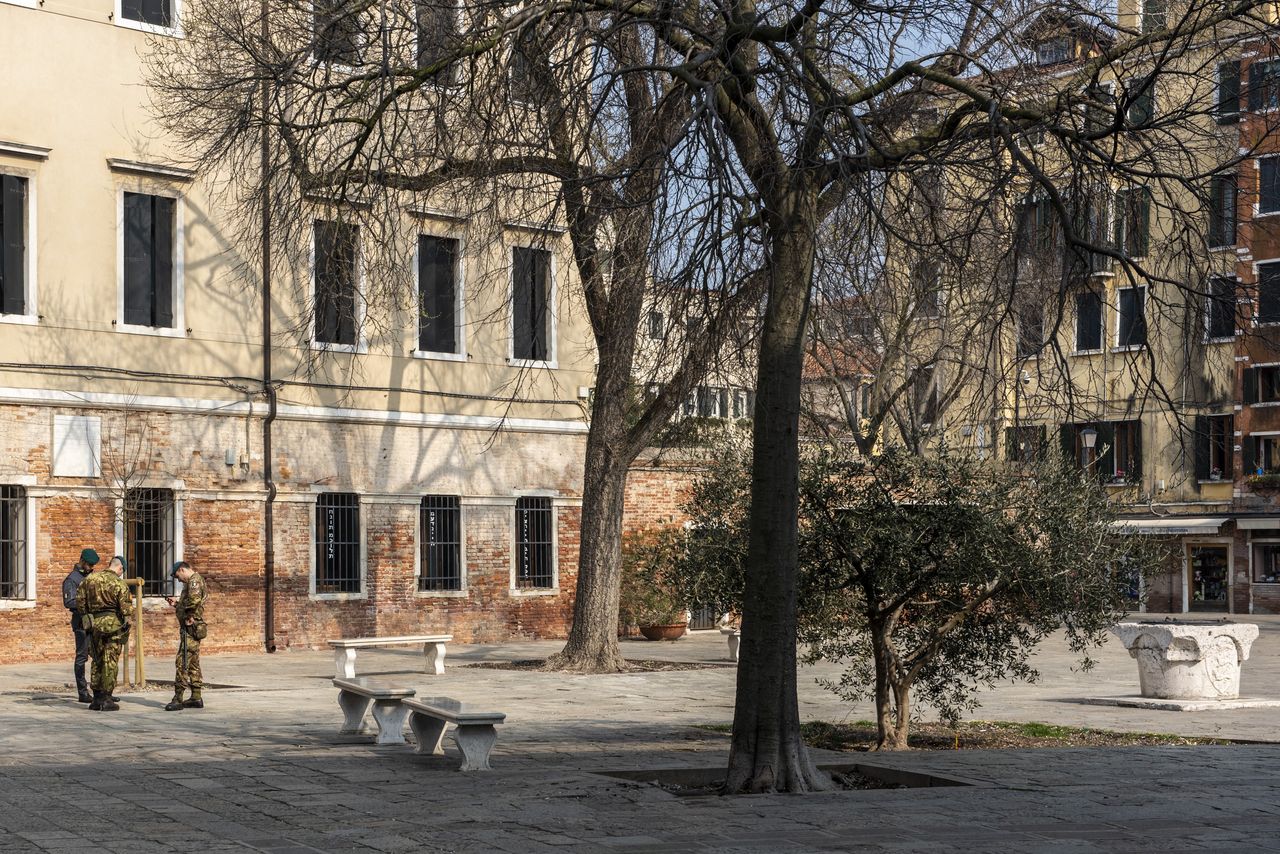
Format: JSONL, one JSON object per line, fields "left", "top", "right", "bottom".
{"left": 407, "top": 205, "right": 469, "bottom": 223}
{"left": 0, "top": 141, "right": 51, "bottom": 161}
{"left": 106, "top": 158, "right": 195, "bottom": 182}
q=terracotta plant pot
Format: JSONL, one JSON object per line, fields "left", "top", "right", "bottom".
{"left": 639, "top": 623, "right": 688, "bottom": 641}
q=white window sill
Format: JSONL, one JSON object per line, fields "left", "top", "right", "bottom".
{"left": 509, "top": 587, "right": 558, "bottom": 597}
{"left": 1254, "top": 320, "right": 1280, "bottom": 328}
{"left": 1111, "top": 344, "right": 1146, "bottom": 353}
{"left": 114, "top": 16, "right": 183, "bottom": 37}
{"left": 0, "top": 599, "right": 36, "bottom": 610}
{"left": 1197, "top": 479, "right": 1230, "bottom": 485}
{"left": 116, "top": 322, "right": 185, "bottom": 338}
{"left": 415, "top": 589, "right": 468, "bottom": 598}
{"left": 311, "top": 592, "right": 369, "bottom": 602}
{"left": 1254, "top": 209, "right": 1280, "bottom": 219}
{"left": 1248, "top": 400, "right": 1280, "bottom": 408}
{"left": 1204, "top": 336, "right": 1236, "bottom": 345}
{"left": 311, "top": 340, "right": 368, "bottom": 355}
{"left": 0, "top": 0, "right": 39, "bottom": 8}
{"left": 411, "top": 349, "right": 467, "bottom": 363}
{"left": 0, "top": 314, "right": 37, "bottom": 326}
{"left": 507, "top": 358, "right": 559, "bottom": 370}
{"left": 1208, "top": 244, "right": 1237, "bottom": 252}
{"left": 1072, "top": 348, "right": 1104, "bottom": 356}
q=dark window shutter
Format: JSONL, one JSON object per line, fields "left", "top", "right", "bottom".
{"left": 314, "top": 221, "right": 357, "bottom": 345}
{"left": 335, "top": 226, "right": 357, "bottom": 345}
{"left": 1244, "top": 435, "right": 1257, "bottom": 475}
{"left": 1249, "top": 62, "right": 1264, "bottom": 112}
{"left": 1135, "top": 189, "right": 1151, "bottom": 256}
{"left": 151, "top": 196, "right": 174, "bottom": 328}
{"left": 123, "top": 192, "right": 153, "bottom": 327}
{"left": 416, "top": 0, "right": 458, "bottom": 83}
{"left": 1260, "top": 263, "right": 1280, "bottom": 324}
{"left": 1210, "top": 175, "right": 1237, "bottom": 247}
{"left": 1244, "top": 367, "right": 1259, "bottom": 405}
{"left": 1076, "top": 290, "right": 1102, "bottom": 350}
{"left": 512, "top": 247, "right": 533, "bottom": 359}
{"left": 1131, "top": 422, "right": 1143, "bottom": 480}
{"left": 1, "top": 175, "right": 25, "bottom": 315}
{"left": 1095, "top": 421, "right": 1116, "bottom": 479}
{"left": 1060, "top": 424, "right": 1076, "bottom": 465}
{"left": 1217, "top": 61, "right": 1241, "bottom": 123}
{"left": 532, "top": 250, "right": 548, "bottom": 359}
{"left": 418, "top": 235, "right": 457, "bottom": 353}
{"left": 1194, "top": 415, "right": 1210, "bottom": 481}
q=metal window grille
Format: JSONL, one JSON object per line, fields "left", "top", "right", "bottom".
{"left": 0, "top": 486, "right": 27, "bottom": 600}
{"left": 125, "top": 488, "right": 175, "bottom": 597}
{"left": 420, "top": 496, "right": 462, "bottom": 591}
{"left": 515, "top": 497, "right": 554, "bottom": 589}
{"left": 316, "top": 492, "right": 361, "bottom": 594}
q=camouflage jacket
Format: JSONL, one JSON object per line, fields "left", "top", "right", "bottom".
{"left": 176, "top": 571, "right": 206, "bottom": 626}
{"left": 75, "top": 571, "right": 133, "bottom": 634}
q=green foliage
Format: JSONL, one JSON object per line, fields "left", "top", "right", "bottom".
{"left": 1246, "top": 473, "right": 1280, "bottom": 489}
{"left": 619, "top": 532, "right": 688, "bottom": 626}
{"left": 644, "top": 439, "right": 1167, "bottom": 747}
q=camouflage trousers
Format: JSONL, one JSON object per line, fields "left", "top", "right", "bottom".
{"left": 89, "top": 631, "right": 126, "bottom": 693}
{"left": 175, "top": 632, "right": 202, "bottom": 696}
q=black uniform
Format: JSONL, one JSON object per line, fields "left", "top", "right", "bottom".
{"left": 61, "top": 565, "right": 91, "bottom": 698}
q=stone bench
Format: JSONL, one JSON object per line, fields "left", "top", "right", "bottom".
{"left": 720, "top": 626, "right": 741, "bottom": 662}
{"left": 404, "top": 696, "right": 507, "bottom": 771}
{"left": 328, "top": 634, "right": 453, "bottom": 679}
{"left": 333, "top": 677, "right": 416, "bottom": 745}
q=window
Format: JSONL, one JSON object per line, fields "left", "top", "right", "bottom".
{"left": 1, "top": 175, "right": 28, "bottom": 317}
{"left": 314, "top": 0, "right": 361, "bottom": 65}
{"left": 1206, "top": 277, "right": 1236, "bottom": 340}
{"left": 416, "top": 0, "right": 459, "bottom": 84}
{"left": 0, "top": 486, "right": 27, "bottom": 600}
{"left": 1141, "top": 0, "right": 1164, "bottom": 33}
{"left": 1249, "top": 435, "right": 1280, "bottom": 474}
{"left": 124, "top": 488, "right": 176, "bottom": 597}
{"left": 419, "top": 496, "right": 462, "bottom": 592}
{"left": 1110, "top": 420, "right": 1142, "bottom": 483}
{"left": 1257, "top": 262, "right": 1280, "bottom": 325}
{"left": 514, "top": 497, "right": 553, "bottom": 589}
{"left": 314, "top": 221, "right": 358, "bottom": 346}
{"left": 1259, "top": 157, "right": 1280, "bottom": 215}
{"left": 1084, "top": 83, "right": 1116, "bottom": 133}
{"left": 697, "top": 386, "right": 727, "bottom": 418}
{"left": 1209, "top": 175, "right": 1237, "bottom": 248}
{"left": 512, "top": 246, "right": 552, "bottom": 362}
{"left": 912, "top": 259, "right": 943, "bottom": 318}
{"left": 121, "top": 0, "right": 172, "bottom": 27}
{"left": 1036, "top": 37, "right": 1071, "bottom": 66}
{"left": 914, "top": 366, "right": 938, "bottom": 425}
{"left": 1017, "top": 304, "right": 1044, "bottom": 358}
{"left": 417, "top": 235, "right": 459, "bottom": 355}
{"left": 1017, "top": 195, "right": 1057, "bottom": 253}
{"left": 1126, "top": 77, "right": 1155, "bottom": 126}
{"left": 1117, "top": 285, "right": 1147, "bottom": 347}
{"left": 1075, "top": 289, "right": 1103, "bottom": 351}
{"left": 648, "top": 310, "right": 665, "bottom": 340}
{"left": 1247, "top": 59, "right": 1280, "bottom": 113}
{"left": 733, "top": 388, "right": 751, "bottom": 419}
{"left": 1217, "top": 61, "right": 1242, "bottom": 124}
{"left": 1114, "top": 187, "right": 1151, "bottom": 257}
{"left": 1252, "top": 543, "right": 1280, "bottom": 583}
{"left": 1195, "top": 414, "right": 1234, "bottom": 481}
{"left": 1005, "top": 425, "right": 1045, "bottom": 463}
{"left": 1060, "top": 421, "right": 1141, "bottom": 481}
{"left": 315, "top": 492, "right": 361, "bottom": 594}
{"left": 509, "top": 25, "right": 538, "bottom": 102}
{"left": 122, "top": 192, "right": 177, "bottom": 329}
{"left": 1244, "top": 365, "right": 1280, "bottom": 404}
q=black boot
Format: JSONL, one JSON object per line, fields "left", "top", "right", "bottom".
{"left": 77, "top": 690, "right": 92, "bottom": 704}
{"left": 88, "top": 690, "right": 103, "bottom": 711}
{"left": 99, "top": 694, "right": 120, "bottom": 711}
{"left": 182, "top": 697, "right": 203, "bottom": 709}
{"left": 164, "top": 695, "right": 185, "bottom": 711}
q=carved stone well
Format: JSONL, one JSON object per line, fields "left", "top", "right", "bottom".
{"left": 1110, "top": 620, "right": 1259, "bottom": 700}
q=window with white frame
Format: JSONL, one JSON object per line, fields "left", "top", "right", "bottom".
{"left": 1259, "top": 157, "right": 1280, "bottom": 215}
{"left": 1075, "top": 288, "right": 1103, "bottom": 351}
{"left": 1117, "top": 285, "right": 1147, "bottom": 347}
{"left": 419, "top": 495, "right": 462, "bottom": 591}
{"left": 122, "top": 192, "right": 179, "bottom": 330}
{"left": 1209, "top": 174, "right": 1237, "bottom": 247}
{"left": 1140, "top": 0, "right": 1164, "bottom": 33}
{"left": 315, "top": 492, "right": 361, "bottom": 594}
{"left": 1248, "top": 58, "right": 1280, "bottom": 113}
{"left": 121, "top": 0, "right": 173, "bottom": 28}
{"left": 314, "top": 0, "right": 362, "bottom": 65}
{"left": 1125, "top": 76, "right": 1155, "bottom": 126}
{"left": 416, "top": 0, "right": 460, "bottom": 84}
{"left": 509, "top": 23, "right": 539, "bottom": 102}
{"left": 314, "top": 220, "right": 359, "bottom": 347}
{"left": 0, "top": 486, "right": 28, "bottom": 600}
{"left": 1216, "top": 60, "right": 1242, "bottom": 124}
{"left": 1114, "top": 187, "right": 1151, "bottom": 257}
{"left": 417, "top": 234, "right": 460, "bottom": 355}
{"left": 1035, "top": 37, "right": 1070, "bottom": 66}
{"left": 124, "top": 488, "right": 176, "bottom": 597}
{"left": 1244, "top": 365, "right": 1280, "bottom": 405}
{"left": 1016, "top": 303, "right": 1044, "bottom": 358}
{"left": 1, "top": 174, "right": 30, "bottom": 317}
{"left": 1258, "top": 262, "right": 1280, "bottom": 325}
{"left": 1252, "top": 542, "right": 1280, "bottom": 583}
{"left": 514, "top": 497, "right": 554, "bottom": 589}
{"left": 648, "top": 310, "right": 665, "bottom": 340}
{"left": 512, "top": 245, "right": 552, "bottom": 362}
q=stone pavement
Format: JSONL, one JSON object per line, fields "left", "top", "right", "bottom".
{"left": 1, "top": 619, "right": 1279, "bottom": 852}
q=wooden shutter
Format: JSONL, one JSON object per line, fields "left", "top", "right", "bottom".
{"left": 152, "top": 196, "right": 174, "bottom": 328}
{"left": 418, "top": 235, "right": 456, "bottom": 353}
{"left": 0, "top": 175, "right": 24, "bottom": 315}
{"left": 1060, "top": 424, "right": 1076, "bottom": 465}
{"left": 1244, "top": 367, "right": 1258, "bottom": 405}
{"left": 314, "top": 221, "right": 356, "bottom": 345}
{"left": 1193, "top": 415, "right": 1209, "bottom": 481}
{"left": 1095, "top": 421, "right": 1116, "bottom": 480}
{"left": 1244, "top": 434, "right": 1257, "bottom": 476}
{"left": 123, "top": 193, "right": 153, "bottom": 327}
{"left": 1131, "top": 421, "right": 1143, "bottom": 481}
{"left": 512, "top": 247, "right": 534, "bottom": 359}
{"left": 1248, "top": 62, "right": 1264, "bottom": 113}
{"left": 1218, "top": 61, "right": 1241, "bottom": 123}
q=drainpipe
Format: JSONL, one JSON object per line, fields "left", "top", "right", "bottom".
{"left": 261, "top": 4, "right": 277, "bottom": 653}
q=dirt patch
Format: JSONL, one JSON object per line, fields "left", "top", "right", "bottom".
{"left": 598, "top": 765, "right": 907, "bottom": 796}
{"left": 462, "top": 658, "right": 733, "bottom": 672}
{"left": 796, "top": 720, "right": 1235, "bottom": 751}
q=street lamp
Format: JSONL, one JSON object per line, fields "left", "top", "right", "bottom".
{"left": 1081, "top": 427, "right": 1098, "bottom": 471}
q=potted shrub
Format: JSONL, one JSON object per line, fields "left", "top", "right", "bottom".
{"left": 620, "top": 532, "right": 688, "bottom": 640}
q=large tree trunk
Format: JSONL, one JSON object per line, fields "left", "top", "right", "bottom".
{"left": 871, "top": 622, "right": 896, "bottom": 751}
{"left": 724, "top": 196, "right": 832, "bottom": 794}
{"left": 887, "top": 680, "right": 912, "bottom": 751}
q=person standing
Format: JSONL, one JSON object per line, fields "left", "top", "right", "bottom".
{"left": 61, "top": 549, "right": 99, "bottom": 703}
{"left": 75, "top": 554, "right": 134, "bottom": 711}
{"left": 165, "top": 561, "right": 207, "bottom": 711}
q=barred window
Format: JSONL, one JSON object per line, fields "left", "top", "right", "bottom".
{"left": 0, "top": 486, "right": 27, "bottom": 600}
{"left": 125, "top": 488, "right": 175, "bottom": 597}
{"left": 420, "top": 496, "right": 462, "bottom": 592}
{"left": 514, "top": 497, "right": 554, "bottom": 589}
{"left": 316, "top": 492, "right": 361, "bottom": 594}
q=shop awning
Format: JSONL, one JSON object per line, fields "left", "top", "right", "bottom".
{"left": 1113, "top": 517, "right": 1228, "bottom": 535}
{"left": 1238, "top": 518, "right": 1280, "bottom": 529}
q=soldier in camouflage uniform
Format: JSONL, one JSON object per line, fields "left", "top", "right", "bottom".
{"left": 165, "top": 561, "right": 207, "bottom": 711}
{"left": 74, "top": 555, "right": 134, "bottom": 711}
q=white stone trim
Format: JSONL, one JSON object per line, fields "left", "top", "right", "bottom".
{"left": 0, "top": 141, "right": 47, "bottom": 160}
{"left": 114, "top": 186, "right": 186, "bottom": 338}
{"left": 106, "top": 158, "right": 194, "bottom": 182}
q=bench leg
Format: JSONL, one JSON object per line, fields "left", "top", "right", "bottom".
{"left": 334, "top": 648, "right": 358, "bottom": 679}
{"left": 409, "top": 711, "right": 448, "bottom": 756}
{"left": 337, "top": 690, "right": 372, "bottom": 734}
{"left": 424, "top": 642, "right": 446, "bottom": 676}
{"left": 727, "top": 634, "right": 741, "bottom": 663}
{"left": 452, "top": 723, "right": 498, "bottom": 771}
{"left": 370, "top": 699, "right": 410, "bottom": 746}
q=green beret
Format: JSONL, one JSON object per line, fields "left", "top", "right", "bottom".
{"left": 113, "top": 555, "right": 127, "bottom": 574}
{"left": 80, "top": 548, "right": 100, "bottom": 566}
